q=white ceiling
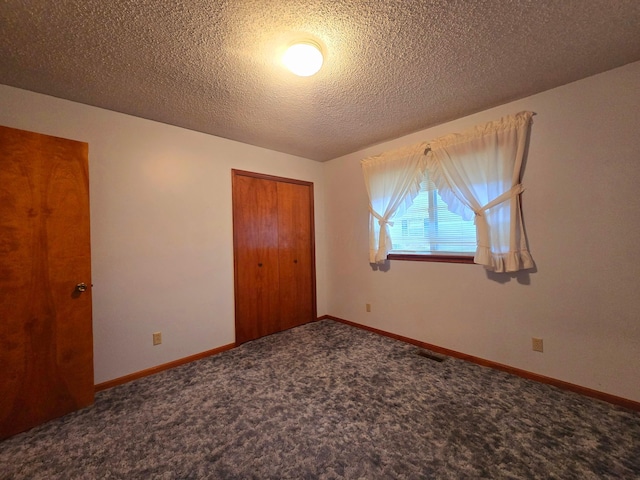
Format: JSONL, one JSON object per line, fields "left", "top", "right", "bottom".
{"left": 1, "top": 1, "right": 639, "bottom": 161}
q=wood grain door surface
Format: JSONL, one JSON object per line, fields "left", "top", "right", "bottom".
{"left": 0, "top": 126, "right": 94, "bottom": 440}
{"left": 232, "top": 170, "right": 316, "bottom": 345}
{"left": 232, "top": 174, "right": 281, "bottom": 344}
{"left": 276, "top": 181, "right": 314, "bottom": 331}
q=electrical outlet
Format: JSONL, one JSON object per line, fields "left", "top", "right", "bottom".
{"left": 532, "top": 337, "right": 543, "bottom": 352}
{"left": 366, "top": 303, "right": 371, "bottom": 313}
{"left": 153, "top": 332, "right": 162, "bottom": 346}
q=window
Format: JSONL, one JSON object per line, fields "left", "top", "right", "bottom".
{"left": 362, "top": 111, "right": 534, "bottom": 272}
{"left": 387, "top": 172, "right": 476, "bottom": 261}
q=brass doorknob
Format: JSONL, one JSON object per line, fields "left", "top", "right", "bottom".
{"left": 76, "top": 283, "right": 88, "bottom": 293}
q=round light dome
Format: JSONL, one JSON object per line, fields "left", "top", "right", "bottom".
{"left": 282, "top": 42, "right": 323, "bottom": 77}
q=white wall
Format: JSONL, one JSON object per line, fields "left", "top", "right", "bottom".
{"left": 0, "top": 85, "right": 327, "bottom": 384}
{"left": 324, "top": 61, "right": 640, "bottom": 402}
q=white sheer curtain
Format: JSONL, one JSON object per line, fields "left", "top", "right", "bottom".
{"left": 361, "top": 143, "right": 427, "bottom": 263}
{"left": 426, "top": 111, "right": 534, "bottom": 272}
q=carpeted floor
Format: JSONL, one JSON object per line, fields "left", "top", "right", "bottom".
{"left": 1, "top": 320, "right": 639, "bottom": 479}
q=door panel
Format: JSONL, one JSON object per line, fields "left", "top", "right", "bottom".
{"left": 0, "top": 126, "right": 94, "bottom": 440}
{"left": 232, "top": 170, "right": 316, "bottom": 345}
{"left": 232, "top": 175, "right": 280, "bottom": 344}
{"left": 277, "top": 181, "right": 314, "bottom": 330}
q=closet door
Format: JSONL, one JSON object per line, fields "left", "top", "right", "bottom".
{"left": 277, "top": 181, "right": 314, "bottom": 331}
{"left": 232, "top": 170, "right": 316, "bottom": 345}
{"left": 232, "top": 174, "right": 280, "bottom": 344}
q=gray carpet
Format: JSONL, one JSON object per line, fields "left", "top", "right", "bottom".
{"left": 1, "top": 320, "right": 639, "bottom": 479}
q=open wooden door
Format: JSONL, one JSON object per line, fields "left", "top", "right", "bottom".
{"left": 0, "top": 126, "right": 94, "bottom": 440}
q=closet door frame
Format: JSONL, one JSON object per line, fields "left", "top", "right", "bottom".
{"left": 231, "top": 169, "right": 317, "bottom": 343}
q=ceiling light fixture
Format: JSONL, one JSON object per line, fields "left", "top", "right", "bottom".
{"left": 282, "top": 41, "right": 323, "bottom": 77}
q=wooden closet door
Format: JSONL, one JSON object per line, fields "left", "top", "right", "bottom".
{"left": 0, "top": 126, "right": 94, "bottom": 440}
{"left": 277, "top": 181, "right": 315, "bottom": 331}
{"left": 232, "top": 170, "right": 316, "bottom": 345}
{"left": 232, "top": 174, "right": 281, "bottom": 344}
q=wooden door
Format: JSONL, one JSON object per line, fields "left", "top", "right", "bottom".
{"left": 277, "top": 181, "right": 315, "bottom": 331}
{"left": 232, "top": 173, "right": 281, "bottom": 344}
{"left": 0, "top": 126, "right": 94, "bottom": 440}
{"left": 232, "top": 170, "right": 316, "bottom": 344}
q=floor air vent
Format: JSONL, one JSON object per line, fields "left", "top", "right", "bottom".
{"left": 416, "top": 350, "right": 445, "bottom": 362}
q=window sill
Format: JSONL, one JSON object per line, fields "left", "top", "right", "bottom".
{"left": 387, "top": 253, "right": 475, "bottom": 264}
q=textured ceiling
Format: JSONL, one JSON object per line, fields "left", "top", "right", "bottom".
{"left": 1, "top": 1, "right": 639, "bottom": 161}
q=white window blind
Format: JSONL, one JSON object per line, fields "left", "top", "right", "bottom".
{"left": 388, "top": 172, "right": 476, "bottom": 254}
